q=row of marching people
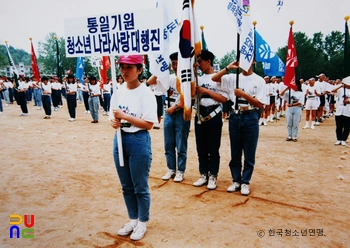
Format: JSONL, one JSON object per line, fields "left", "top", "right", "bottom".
{"left": 0, "top": 74, "right": 125, "bottom": 122}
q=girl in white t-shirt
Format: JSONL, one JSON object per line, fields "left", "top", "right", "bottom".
{"left": 109, "top": 55, "right": 157, "bottom": 241}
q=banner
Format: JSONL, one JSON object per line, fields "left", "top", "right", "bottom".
{"left": 284, "top": 27, "right": 298, "bottom": 90}
{"left": 254, "top": 30, "right": 285, "bottom": 76}
{"left": 75, "top": 57, "right": 85, "bottom": 84}
{"left": 177, "top": 0, "right": 201, "bottom": 121}
{"left": 30, "top": 40, "right": 40, "bottom": 82}
{"left": 226, "top": 0, "right": 254, "bottom": 72}
{"left": 5, "top": 43, "right": 19, "bottom": 89}
{"left": 64, "top": 8, "right": 164, "bottom": 57}
{"left": 149, "top": 0, "right": 179, "bottom": 86}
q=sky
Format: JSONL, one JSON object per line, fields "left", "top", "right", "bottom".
{"left": 1, "top": 0, "right": 350, "bottom": 60}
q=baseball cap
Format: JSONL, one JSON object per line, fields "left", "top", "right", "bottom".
{"left": 316, "top": 73, "right": 325, "bottom": 77}
{"left": 118, "top": 55, "right": 143, "bottom": 65}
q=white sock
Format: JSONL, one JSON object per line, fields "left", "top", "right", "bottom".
{"left": 130, "top": 219, "right": 138, "bottom": 227}
{"left": 312, "top": 121, "right": 315, "bottom": 126}
{"left": 305, "top": 121, "right": 309, "bottom": 127}
{"left": 137, "top": 221, "right": 147, "bottom": 229}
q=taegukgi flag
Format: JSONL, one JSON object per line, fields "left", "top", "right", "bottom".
{"left": 177, "top": 0, "right": 202, "bottom": 121}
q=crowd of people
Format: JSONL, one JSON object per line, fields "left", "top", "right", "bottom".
{"left": 1, "top": 52, "right": 349, "bottom": 241}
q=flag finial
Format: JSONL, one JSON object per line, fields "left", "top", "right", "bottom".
{"left": 4, "top": 40, "right": 7, "bottom": 44}
{"left": 54, "top": 36, "right": 57, "bottom": 40}
{"left": 253, "top": 21, "right": 257, "bottom": 27}
{"left": 345, "top": 16, "right": 350, "bottom": 22}
{"left": 289, "top": 20, "right": 294, "bottom": 26}
{"left": 200, "top": 25, "right": 204, "bottom": 31}
{"left": 29, "top": 38, "right": 32, "bottom": 41}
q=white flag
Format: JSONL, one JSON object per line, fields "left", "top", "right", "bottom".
{"left": 226, "top": 0, "right": 254, "bottom": 72}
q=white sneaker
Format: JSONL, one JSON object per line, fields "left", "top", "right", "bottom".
{"left": 0, "top": 112, "right": 3, "bottom": 115}
{"left": 161, "top": 170, "right": 175, "bottom": 181}
{"left": 20, "top": 113, "right": 28, "bottom": 116}
{"left": 117, "top": 222, "right": 135, "bottom": 236}
{"left": 84, "top": 110, "right": 88, "bottom": 114}
{"left": 193, "top": 174, "right": 207, "bottom": 187}
{"left": 258, "top": 119, "right": 263, "bottom": 126}
{"left": 207, "top": 175, "right": 217, "bottom": 190}
{"left": 334, "top": 141, "right": 341, "bottom": 145}
{"left": 227, "top": 182, "right": 240, "bottom": 192}
{"left": 302, "top": 125, "right": 309, "bottom": 129}
{"left": 240, "top": 184, "right": 250, "bottom": 196}
{"left": 87, "top": 110, "right": 91, "bottom": 114}
{"left": 315, "top": 121, "right": 320, "bottom": 126}
{"left": 130, "top": 225, "right": 147, "bottom": 241}
{"left": 36, "top": 107, "right": 41, "bottom": 110}
{"left": 263, "top": 121, "right": 268, "bottom": 126}
{"left": 341, "top": 141, "right": 347, "bottom": 146}
{"left": 311, "top": 126, "right": 315, "bottom": 130}
{"left": 68, "top": 118, "right": 75, "bottom": 122}
{"left": 173, "top": 172, "right": 184, "bottom": 182}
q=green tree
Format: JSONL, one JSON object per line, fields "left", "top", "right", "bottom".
{"left": 218, "top": 49, "right": 237, "bottom": 74}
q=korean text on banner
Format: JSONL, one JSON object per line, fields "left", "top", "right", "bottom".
{"left": 64, "top": 8, "right": 164, "bottom": 57}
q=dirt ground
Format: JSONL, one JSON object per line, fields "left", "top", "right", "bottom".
{"left": 1, "top": 101, "right": 349, "bottom": 248}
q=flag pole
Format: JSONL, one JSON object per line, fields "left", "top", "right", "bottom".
{"left": 252, "top": 21, "right": 257, "bottom": 73}
{"left": 234, "top": 32, "right": 240, "bottom": 113}
{"left": 110, "top": 55, "right": 124, "bottom": 167}
{"left": 344, "top": 15, "right": 350, "bottom": 78}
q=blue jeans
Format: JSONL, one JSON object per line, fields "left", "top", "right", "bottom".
{"left": 228, "top": 110, "right": 260, "bottom": 185}
{"left": 103, "top": 93, "right": 111, "bottom": 112}
{"left": 88, "top": 97, "right": 99, "bottom": 120}
{"left": 113, "top": 130, "right": 152, "bottom": 222}
{"left": 163, "top": 110, "right": 190, "bottom": 172}
{"left": 286, "top": 107, "right": 302, "bottom": 138}
{"left": 3, "top": 89, "right": 10, "bottom": 104}
{"left": 33, "top": 89, "right": 42, "bottom": 107}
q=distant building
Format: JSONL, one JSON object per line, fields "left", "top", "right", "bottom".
{"left": 3, "top": 62, "right": 42, "bottom": 78}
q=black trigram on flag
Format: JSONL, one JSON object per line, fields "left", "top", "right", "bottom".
{"left": 181, "top": 69, "right": 191, "bottom": 83}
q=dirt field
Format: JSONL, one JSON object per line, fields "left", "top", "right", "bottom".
{"left": 1, "top": 101, "right": 349, "bottom": 248}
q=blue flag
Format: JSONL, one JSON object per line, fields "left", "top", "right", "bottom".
{"left": 75, "top": 57, "right": 85, "bottom": 84}
{"left": 255, "top": 30, "right": 285, "bottom": 76}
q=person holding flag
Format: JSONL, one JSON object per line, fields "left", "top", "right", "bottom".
{"left": 212, "top": 60, "right": 267, "bottom": 196}
{"left": 192, "top": 50, "right": 228, "bottom": 190}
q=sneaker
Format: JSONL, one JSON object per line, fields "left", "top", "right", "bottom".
{"left": 87, "top": 110, "right": 91, "bottom": 114}
{"left": 302, "top": 125, "right": 309, "bottom": 129}
{"left": 173, "top": 172, "right": 184, "bottom": 182}
{"left": 334, "top": 141, "right": 341, "bottom": 145}
{"left": 341, "top": 141, "right": 347, "bottom": 146}
{"left": 286, "top": 137, "right": 292, "bottom": 141}
{"left": 84, "top": 110, "right": 88, "bottom": 114}
{"left": 193, "top": 174, "right": 208, "bottom": 187}
{"left": 161, "top": 170, "right": 176, "bottom": 180}
{"left": 227, "top": 182, "right": 240, "bottom": 192}
{"left": 117, "top": 222, "right": 135, "bottom": 236}
{"left": 240, "top": 184, "right": 250, "bottom": 196}
{"left": 130, "top": 225, "right": 147, "bottom": 241}
{"left": 36, "top": 107, "right": 41, "bottom": 110}
{"left": 68, "top": 118, "right": 75, "bottom": 122}
{"left": 311, "top": 126, "right": 315, "bottom": 130}
{"left": 20, "top": 113, "right": 28, "bottom": 116}
{"left": 315, "top": 121, "right": 320, "bottom": 126}
{"left": 207, "top": 175, "right": 217, "bottom": 190}
{"left": 0, "top": 112, "right": 3, "bottom": 115}
{"left": 263, "top": 121, "right": 268, "bottom": 126}
{"left": 292, "top": 138, "right": 297, "bottom": 142}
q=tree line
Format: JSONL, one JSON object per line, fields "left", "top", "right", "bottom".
{"left": 0, "top": 30, "right": 346, "bottom": 81}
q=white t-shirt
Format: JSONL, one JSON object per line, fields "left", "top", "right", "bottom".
{"left": 18, "top": 81, "right": 29, "bottom": 90}
{"left": 109, "top": 83, "right": 158, "bottom": 133}
{"left": 198, "top": 73, "right": 228, "bottom": 107}
{"left": 334, "top": 87, "right": 350, "bottom": 117}
{"left": 283, "top": 90, "right": 305, "bottom": 106}
{"left": 163, "top": 74, "right": 180, "bottom": 107}
{"left": 221, "top": 73, "right": 268, "bottom": 108}
{"left": 4, "top": 81, "right": 13, "bottom": 89}
{"left": 268, "top": 83, "right": 278, "bottom": 97}
{"left": 88, "top": 84, "right": 101, "bottom": 96}
{"left": 305, "top": 84, "right": 321, "bottom": 99}
{"left": 41, "top": 83, "right": 52, "bottom": 94}
{"left": 66, "top": 83, "right": 77, "bottom": 93}
{"left": 102, "top": 83, "right": 111, "bottom": 94}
